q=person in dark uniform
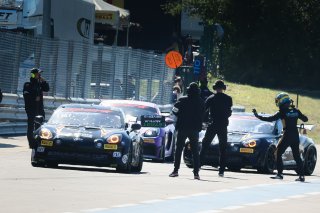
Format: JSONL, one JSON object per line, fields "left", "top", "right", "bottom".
{"left": 199, "top": 78, "right": 213, "bottom": 101}
{"left": 169, "top": 82, "right": 205, "bottom": 180}
{"left": 0, "top": 88, "right": 3, "bottom": 103}
{"left": 23, "top": 68, "right": 50, "bottom": 149}
{"left": 171, "top": 85, "right": 181, "bottom": 103}
{"left": 200, "top": 80, "right": 233, "bottom": 177}
{"left": 253, "top": 92, "right": 308, "bottom": 182}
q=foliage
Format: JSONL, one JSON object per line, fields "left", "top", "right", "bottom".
{"left": 211, "top": 78, "right": 320, "bottom": 144}
{"left": 163, "top": 0, "right": 320, "bottom": 90}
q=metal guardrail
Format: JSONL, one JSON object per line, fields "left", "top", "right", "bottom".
{"left": 0, "top": 93, "right": 245, "bottom": 136}
{"left": 0, "top": 93, "right": 101, "bottom": 136}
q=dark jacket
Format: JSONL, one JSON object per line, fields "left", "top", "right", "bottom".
{"left": 172, "top": 95, "right": 205, "bottom": 131}
{"left": 23, "top": 78, "right": 50, "bottom": 116}
{"left": 0, "top": 88, "right": 2, "bottom": 103}
{"left": 256, "top": 107, "right": 308, "bottom": 136}
{"left": 205, "top": 93, "right": 233, "bottom": 126}
{"left": 200, "top": 86, "right": 213, "bottom": 102}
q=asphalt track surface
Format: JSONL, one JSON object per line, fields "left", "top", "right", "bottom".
{"left": 0, "top": 136, "right": 319, "bottom": 213}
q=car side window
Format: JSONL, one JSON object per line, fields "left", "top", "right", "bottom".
{"left": 273, "top": 120, "right": 283, "bottom": 135}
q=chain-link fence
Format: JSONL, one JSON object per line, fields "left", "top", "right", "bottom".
{"left": 0, "top": 31, "right": 175, "bottom": 105}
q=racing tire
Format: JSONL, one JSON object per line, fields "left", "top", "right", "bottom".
{"left": 31, "top": 149, "right": 45, "bottom": 167}
{"left": 31, "top": 161, "right": 46, "bottom": 167}
{"left": 228, "top": 166, "right": 241, "bottom": 172}
{"left": 131, "top": 142, "right": 144, "bottom": 173}
{"left": 303, "top": 145, "right": 317, "bottom": 176}
{"left": 116, "top": 143, "right": 133, "bottom": 173}
{"left": 186, "top": 163, "right": 194, "bottom": 168}
{"left": 166, "top": 132, "right": 176, "bottom": 162}
{"left": 46, "top": 162, "right": 59, "bottom": 168}
{"left": 258, "top": 145, "right": 276, "bottom": 174}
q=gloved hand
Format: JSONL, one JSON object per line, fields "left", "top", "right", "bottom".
{"left": 252, "top": 108, "right": 258, "bottom": 117}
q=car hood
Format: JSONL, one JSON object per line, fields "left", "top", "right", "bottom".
{"left": 207, "top": 132, "right": 274, "bottom": 144}
{"left": 38, "top": 124, "right": 124, "bottom": 138}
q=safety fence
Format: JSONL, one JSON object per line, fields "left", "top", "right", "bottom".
{"left": 0, "top": 31, "right": 175, "bottom": 104}
{"left": 0, "top": 93, "right": 101, "bottom": 135}
{"left": 0, "top": 31, "right": 177, "bottom": 135}
{"left": 0, "top": 93, "right": 244, "bottom": 136}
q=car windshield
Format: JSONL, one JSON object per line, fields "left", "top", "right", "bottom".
{"left": 48, "top": 108, "right": 124, "bottom": 129}
{"left": 107, "top": 103, "right": 159, "bottom": 120}
{"left": 228, "top": 115, "right": 275, "bottom": 134}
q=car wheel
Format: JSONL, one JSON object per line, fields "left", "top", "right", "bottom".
{"left": 258, "top": 145, "right": 275, "bottom": 174}
{"left": 46, "top": 162, "right": 58, "bottom": 168}
{"left": 304, "top": 145, "right": 317, "bottom": 176}
{"left": 131, "top": 142, "right": 144, "bottom": 173}
{"left": 159, "top": 136, "right": 166, "bottom": 162}
{"left": 183, "top": 143, "right": 193, "bottom": 168}
{"left": 166, "top": 132, "right": 175, "bottom": 162}
{"left": 228, "top": 166, "right": 241, "bottom": 172}
{"left": 31, "top": 149, "right": 45, "bottom": 167}
{"left": 116, "top": 143, "right": 133, "bottom": 173}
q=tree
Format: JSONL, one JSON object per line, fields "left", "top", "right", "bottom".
{"left": 162, "top": 0, "right": 320, "bottom": 89}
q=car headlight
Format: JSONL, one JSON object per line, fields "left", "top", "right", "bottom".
{"left": 107, "top": 134, "right": 122, "bottom": 144}
{"left": 143, "top": 128, "right": 160, "bottom": 137}
{"left": 39, "top": 128, "right": 53, "bottom": 140}
{"left": 242, "top": 139, "right": 257, "bottom": 148}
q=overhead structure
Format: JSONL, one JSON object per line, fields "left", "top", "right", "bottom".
{"left": 89, "top": 0, "right": 130, "bottom": 46}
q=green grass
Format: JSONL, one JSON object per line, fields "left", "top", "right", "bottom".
{"left": 210, "top": 78, "right": 320, "bottom": 144}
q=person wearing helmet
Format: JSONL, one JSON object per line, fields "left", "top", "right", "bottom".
{"left": 252, "top": 92, "right": 308, "bottom": 182}
{"left": 23, "top": 68, "right": 50, "bottom": 149}
{"left": 169, "top": 82, "right": 205, "bottom": 180}
{"left": 200, "top": 80, "right": 233, "bottom": 177}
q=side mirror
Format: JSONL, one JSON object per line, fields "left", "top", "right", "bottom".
{"left": 131, "top": 123, "right": 141, "bottom": 131}
{"left": 34, "top": 115, "right": 44, "bottom": 125}
{"left": 165, "top": 117, "right": 174, "bottom": 125}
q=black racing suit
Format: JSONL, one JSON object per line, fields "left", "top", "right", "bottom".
{"left": 172, "top": 94, "right": 205, "bottom": 175}
{"left": 254, "top": 106, "right": 308, "bottom": 176}
{"left": 200, "top": 92, "right": 233, "bottom": 174}
{"left": 23, "top": 78, "right": 50, "bottom": 148}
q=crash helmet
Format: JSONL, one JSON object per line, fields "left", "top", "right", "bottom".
{"left": 275, "top": 92, "right": 291, "bottom": 107}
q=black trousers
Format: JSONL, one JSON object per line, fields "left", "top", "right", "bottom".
{"left": 26, "top": 111, "right": 44, "bottom": 149}
{"left": 276, "top": 133, "right": 304, "bottom": 176}
{"left": 173, "top": 129, "right": 200, "bottom": 174}
{"left": 200, "top": 125, "right": 228, "bottom": 174}
{"left": 27, "top": 114, "right": 35, "bottom": 149}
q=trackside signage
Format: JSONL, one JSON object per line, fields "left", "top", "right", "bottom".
{"left": 0, "top": 9, "right": 17, "bottom": 25}
{"left": 141, "top": 115, "right": 165, "bottom": 128}
{"left": 51, "top": 0, "right": 95, "bottom": 43}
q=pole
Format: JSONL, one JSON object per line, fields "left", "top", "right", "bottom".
{"left": 114, "top": 11, "right": 120, "bottom": 46}
{"left": 42, "top": 0, "right": 51, "bottom": 38}
{"left": 126, "top": 18, "right": 130, "bottom": 47}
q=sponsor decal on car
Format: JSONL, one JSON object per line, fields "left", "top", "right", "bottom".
{"left": 41, "top": 140, "right": 53, "bottom": 147}
{"left": 240, "top": 148, "right": 254, "bottom": 153}
{"left": 112, "top": 152, "right": 122, "bottom": 158}
{"left": 37, "top": 146, "right": 45, "bottom": 152}
{"left": 104, "top": 144, "right": 118, "bottom": 150}
{"left": 143, "top": 138, "right": 155, "bottom": 143}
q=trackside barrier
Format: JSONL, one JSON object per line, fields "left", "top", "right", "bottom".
{"left": 0, "top": 93, "right": 100, "bottom": 136}
{"left": 0, "top": 93, "right": 245, "bottom": 136}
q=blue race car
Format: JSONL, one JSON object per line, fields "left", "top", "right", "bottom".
{"left": 100, "top": 100, "right": 176, "bottom": 162}
{"left": 31, "top": 104, "right": 144, "bottom": 173}
{"left": 183, "top": 112, "right": 317, "bottom": 175}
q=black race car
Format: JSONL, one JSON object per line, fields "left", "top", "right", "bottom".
{"left": 31, "top": 104, "right": 144, "bottom": 173}
{"left": 184, "top": 112, "right": 317, "bottom": 175}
